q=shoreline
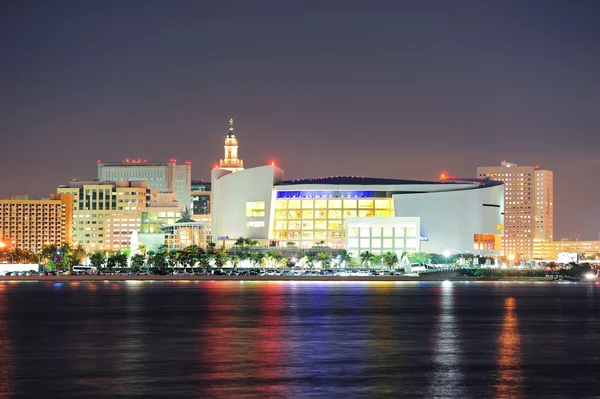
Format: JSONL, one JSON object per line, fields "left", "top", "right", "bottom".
{"left": 0, "top": 275, "right": 561, "bottom": 282}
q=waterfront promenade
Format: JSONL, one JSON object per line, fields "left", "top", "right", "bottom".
{"left": 0, "top": 274, "right": 555, "bottom": 282}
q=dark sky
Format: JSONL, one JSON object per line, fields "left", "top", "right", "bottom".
{"left": 1, "top": 0, "right": 599, "bottom": 239}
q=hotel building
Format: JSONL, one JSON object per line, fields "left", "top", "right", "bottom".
{"left": 97, "top": 160, "right": 192, "bottom": 208}
{"left": 477, "top": 161, "right": 553, "bottom": 260}
{"left": 57, "top": 181, "right": 152, "bottom": 252}
{"left": 533, "top": 240, "right": 600, "bottom": 260}
{"left": 211, "top": 165, "right": 504, "bottom": 257}
{"left": 0, "top": 194, "right": 73, "bottom": 252}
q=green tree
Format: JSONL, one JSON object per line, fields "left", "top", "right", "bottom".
{"left": 231, "top": 255, "right": 241, "bottom": 270}
{"left": 89, "top": 251, "right": 106, "bottom": 269}
{"left": 316, "top": 252, "right": 331, "bottom": 269}
{"left": 360, "top": 251, "right": 375, "bottom": 268}
{"left": 382, "top": 251, "right": 399, "bottom": 270}
{"left": 214, "top": 250, "right": 227, "bottom": 269}
{"left": 338, "top": 250, "right": 352, "bottom": 268}
{"left": 131, "top": 253, "right": 146, "bottom": 270}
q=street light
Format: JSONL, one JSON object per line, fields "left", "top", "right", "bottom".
{"left": 443, "top": 249, "right": 464, "bottom": 267}
{"left": 0, "top": 242, "right": 14, "bottom": 263}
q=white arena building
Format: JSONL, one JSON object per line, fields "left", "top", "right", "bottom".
{"left": 211, "top": 165, "right": 504, "bottom": 257}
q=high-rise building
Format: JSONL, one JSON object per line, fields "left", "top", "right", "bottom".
{"left": 218, "top": 118, "right": 244, "bottom": 172}
{"left": 97, "top": 160, "right": 191, "bottom": 208}
{"left": 191, "top": 180, "right": 211, "bottom": 219}
{"left": 0, "top": 194, "right": 73, "bottom": 252}
{"left": 477, "top": 161, "right": 553, "bottom": 259}
{"left": 57, "top": 180, "right": 153, "bottom": 252}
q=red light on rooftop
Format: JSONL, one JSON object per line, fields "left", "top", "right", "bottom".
{"left": 271, "top": 161, "right": 275, "bottom": 166}
{"left": 439, "top": 173, "right": 447, "bottom": 180}
{"left": 97, "top": 160, "right": 101, "bottom": 163}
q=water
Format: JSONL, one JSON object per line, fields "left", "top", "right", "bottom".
{"left": 0, "top": 280, "right": 599, "bottom": 398}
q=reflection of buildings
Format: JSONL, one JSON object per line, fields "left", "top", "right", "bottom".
{"left": 212, "top": 165, "right": 504, "bottom": 256}
{"left": 533, "top": 239, "right": 600, "bottom": 260}
{"left": 98, "top": 159, "right": 192, "bottom": 208}
{"left": 495, "top": 297, "right": 523, "bottom": 397}
{"left": 0, "top": 194, "right": 73, "bottom": 251}
{"left": 477, "top": 161, "right": 553, "bottom": 260}
{"left": 57, "top": 180, "right": 152, "bottom": 252}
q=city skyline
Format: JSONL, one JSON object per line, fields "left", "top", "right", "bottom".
{"left": 2, "top": 1, "right": 600, "bottom": 239}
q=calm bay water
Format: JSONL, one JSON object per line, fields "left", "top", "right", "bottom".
{"left": 0, "top": 280, "right": 599, "bottom": 398}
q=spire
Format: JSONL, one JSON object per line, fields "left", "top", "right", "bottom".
{"left": 228, "top": 117, "right": 235, "bottom": 137}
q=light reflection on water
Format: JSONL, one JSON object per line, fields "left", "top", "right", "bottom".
{"left": 0, "top": 281, "right": 598, "bottom": 397}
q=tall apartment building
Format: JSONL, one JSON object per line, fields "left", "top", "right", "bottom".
{"left": 57, "top": 180, "right": 153, "bottom": 252}
{"left": 477, "top": 161, "right": 553, "bottom": 259}
{"left": 191, "top": 180, "right": 211, "bottom": 223}
{"left": 0, "top": 194, "right": 73, "bottom": 252}
{"left": 97, "top": 160, "right": 191, "bottom": 208}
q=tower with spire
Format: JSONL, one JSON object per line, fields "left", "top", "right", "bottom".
{"left": 218, "top": 118, "right": 244, "bottom": 172}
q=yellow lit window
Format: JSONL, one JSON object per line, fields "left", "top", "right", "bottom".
{"left": 343, "top": 210, "right": 357, "bottom": 218}
{"left": 246, "top": 201, "right": 265, "bottom": 217}
{"left": 358, "top": 210, "right": 374, "bottom": 217}
{"left": 328, "top": 221, "right": 342, "bottom": 230}
{"left": 288, "top": 210, "right": 301, "bottom": 219}
{"left": 358, "top": 200, "right": 373, "bottom": 209}
{"left": 329, "top": 231, "right": 343, "bottom": 240}
{"left": 328, "top": 199, "right": 342, "bottom": 209}
{"left": 375, "top": 210, "right": 390, "bottom": 217}
{"left": 328, "top": 210, "right": 342, "bottom": 219}
{"left": 343, "top": 199, "right": 357, "bottom": 208}
{"left": 302, "top": 210, "right": 314, "bottom": 219}
{"left": 289, "top": 231, "right": 300, "bottom": 239}
{"left": 348, "top": 227, "right": 359, "bottom": 237}
{"left": 288, "top": 200, "right": 301, "bottom": 209}
{"left": 276, "top": 200, "right": 288, "bottom": 209}
{"left": 406, "top": 227, "right": 417, "bottom": 237}
{"left": 375, "top": 199, "right": 390, "bottom": 209}
{"left": 302, "top": 200, "right": 314, "bottom": 209}
{"left": 315, "top": 200, "right": 327, "bottom": 209}
{"left": 302, "top": 221, "right": 314, "bottom": 230}
{"left": 315, "top": 221, "right": 327, "bottom": 230}
{"left": 315, "top": 210, "right": 327, "bottom": 219}
{"left": 315, "top": 231, "right": 327, "bottom": 240}
{"left": 288, "top": 221, "right": 301, "bottom": 230}
{"left": 275, "top": 210, "right": 287, "bottom": 219}
{"left": 275, "top": 221, "right": 287, "bottom": 230}
{"left": 302, "top": 231, "right": 314, "bottom": 240}
{"left": 276, "top": 231, "right": 288, "bottom": 240}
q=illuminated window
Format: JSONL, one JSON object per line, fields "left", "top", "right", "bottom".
{"left": 383, "top": 227, "right": 394, "bottom": 237}
{"left": 246, "top": 221, "right": 265, "bottom": 228}
{"left": 302, "top": 231, "right": 314, "bottom": 240}
{"left": 383, "top": 238, "right": 393, "bottom": 248}
{"left": 372, "top": 239, "right": 382, "bottom": 248}
{"left": 358, "top": 200, "right": 373, "bottom": 209}
{"left": 344, "top": 210, "right": 357, "bottom": 218}
{"left": 328, "top": 210, "right": 342, "bottom": 219}
{"left": 315, "top": 221, "right": 327, "bottom": 230}
{"left": 315, "top": 210, "right": 327, "bottom": 219}
{"left": 329, "top": 199, "right": 342, "bottom": 209}
{"left": 348, "top": 227, "right": 359, "bottom": 237}
{"left": 315, "top": 200, "right": 327, "bottom": 209}
{"left": 315, "top": 231, "right": 327, "bottom": 240}
{"left": 375, "top": 210, "right": 390, "bottom": 217}
{"left": 360, "top": 238, "right": 370, "bottom": 248}
{"left": 371, "top": 227, "right": 382, "bottom": 237}
{"left": 302, "top": 200, "right": 314, "bottom": 209}
{"left": 288, "top": 200, "right": 301, "bottom": 209}
{"left": 302, "top": 210, "right": 314, "bottom": 219}
{"left": 348, "top": 238, "right": 359, "bottom": 247}
{"left": 344, "top": 199, "right": 357, "bottom": 208}
{"left": 289, "top": 231, "right": 300, "bottom": 239}
{"left": 406, "top": 227, "right": 417, "bottom": 237}
{"left": 406, "top": 238, "right": 417, "bottom": 249}
{"left": 246, "top": 201, "right": 265, "bottom": 217}
{"left": 288, "top": 221, "right": 301, "bottom": 230}
{"left": 276, "top": 200, "right": 287, "bottom": 209}
{"left": 302, "top": 221, "right": 314, "bottom": 230}
{"left": 328, "top": 221, "right": 342, "bottom": 230}
{"left": 275, "top": 221, "right": 287, "bottom": 230}
{"left": 328, "top": 231, "right": 343, "bottom": 240}
{"left": 288, "top": 210, "right": 301, "bottom": 219}
{"left": 395, "top": 228, "right": 405, "bottom": 237}
{"left": 358, "top": 210, "right": 374, "bottom": 217}
{"left": 360, "top": 227, "right": 370, "bottom": 237}
{"left": 375, "top": 200, "right": 390, "bottom": 209}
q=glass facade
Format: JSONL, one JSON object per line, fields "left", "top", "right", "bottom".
{"left": 141, "top": 211, "right": 179, "bottom": 234}
{"left": 273, "top": 196, "right": 392, "bottom": 248}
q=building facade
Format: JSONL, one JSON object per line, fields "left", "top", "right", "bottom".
{"left": 97, "top": 160, "right": 192, "bottom": 208}
{"left": 533, "top": 240, "right": 600, "bottom": 260}
{"left": 0, "top": 194, "right": 73, "bottom": 252}
{"left": 57, "top": 181, "right": 152, "bottom": 252}
{"left": 477, "top": 161, "right": 553, "bottom": 260}
{"left": 212, "top": 165, "right": 504, "bottom": 257}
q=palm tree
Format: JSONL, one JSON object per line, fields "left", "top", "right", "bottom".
{"left": 131, "top": 253, "right": 146, "bottom": 270}
{"left": 71, "top": 243, "right": 87, "bottom": 267}
{"left": 360, "top": 251, "right": 375, "bottom": 268}
{"left": 250, "top": 252, "right": 264, "bottom": 269}
{"left": 214, "top": 249, "right": 227, "bottom": 270}
{"left": 231, "top": 255, "right": 241, "bottom": 270}
{"left": 382, "top": 251, "right": 399, "bottom": 270}
{"left": 316, "top": 252, "right": 331, "bottom": 269}
{"left": 89, "top": 251, "right": 106, "bottom": 269}
{"left": 261, "top": 254, "right": 275, "bottom": 270}
{"left": 338, "top": 250, "right": 352, "bottom": 268}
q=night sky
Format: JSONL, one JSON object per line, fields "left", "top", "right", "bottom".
{"left": 1, "top": 0, "right": 599, "bottom": 239}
